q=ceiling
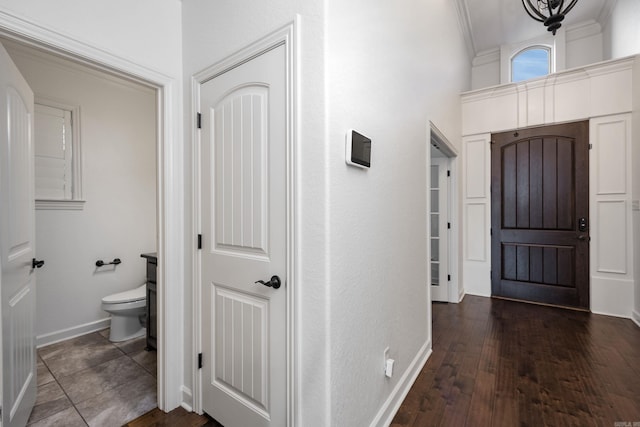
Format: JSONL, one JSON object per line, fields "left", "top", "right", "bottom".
{"left": 458, "top": 0, "right": 615, "bottom": 55}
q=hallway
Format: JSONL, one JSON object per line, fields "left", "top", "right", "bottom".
{"left": 391, "top": 296, "right": 640, "bottom": 426}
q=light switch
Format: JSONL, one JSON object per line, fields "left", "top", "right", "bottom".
{"left": 385, "top": 358, "right": 395, "bottom": 378}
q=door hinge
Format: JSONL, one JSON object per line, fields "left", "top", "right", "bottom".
{"left": 197, "top": 234, "right": 202, "bottom": 250}
{"left": 448, "top": 274, "right": 451, "bottom": 281}
{"left": 197, "top": 112, "right": 202, "bottom": 129}
{"left": 447, "top": 222, "right": 451, "bottom": 229}
{"left": 198, "top": 353, "right": 203, "bottom": 369}
{"left": 490, "top": 228, "right": 492, "bottom": 236}
{"left": 589, "top": 143, "right": 593, "bottom": 150}
{"left": 447, "top": 170, "right": 450, "bottom": 177}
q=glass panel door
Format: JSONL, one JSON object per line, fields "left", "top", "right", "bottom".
{"left": 430, "top": 157, "right": 449, "bottom": 302}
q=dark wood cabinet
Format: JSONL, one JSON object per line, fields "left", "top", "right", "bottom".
{"left": 141, "top": 252, "right": 157, "bottom": 351}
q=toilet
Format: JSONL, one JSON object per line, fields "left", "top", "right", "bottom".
{"left": 101, "top": 284, "right": 147, "bottom": 342}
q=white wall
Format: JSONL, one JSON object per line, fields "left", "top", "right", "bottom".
{"left": 461, "top": 57, "right": 638, "bottom": 320}
{"left": 182, "top": 0, "right": 471, "bottom": 425}
{"left": 325, "top": 1, "right": 470, "bottom": 425}
{"left": 181, "top": 0, "right": 328, "bottom": 422}
{"left": 603, "top": 0, "right": 640, "bottom": 60}
{"left": 0, "top": 0, "right": 185, "bottom": 409}
{"left": 4, "top": 42, "right": 157, "bottom": 345}
{"left": 633, "top": 58, "right": 640, "bottom": 327}
{"left": 470, "top": 21, "right": 604, "bottom": 90}
{"left": 0, "top": 0, "right": 182, "bottom": 77}
{"left": 565, "top": 21, "right": 604, "bottom": 69}
{"left": 471, "top": 49, "right": 500, "bottom": 90}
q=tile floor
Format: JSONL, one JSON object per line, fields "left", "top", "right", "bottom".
{"left": 29, "top": 329, "right": 157, "bottom": 427}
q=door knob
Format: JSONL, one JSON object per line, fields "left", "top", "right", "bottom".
{"left": 255, "top": 275, "right": 281, "bottom": 289}
{"left": 32, "top": 258, "right": 45, "bottom": 269}
{"left": 577, "top": 235, "right": 587, "bottom": 241}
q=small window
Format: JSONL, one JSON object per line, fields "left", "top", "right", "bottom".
{"left": 34, "top": 99, "right": 83, "bottom": 209}
{"left": 511, "top": 46, "right": 551, "bottom": 83}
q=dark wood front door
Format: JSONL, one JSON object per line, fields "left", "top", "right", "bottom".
{"left": 491, "top": 121, "right": 589, "bottom": 309}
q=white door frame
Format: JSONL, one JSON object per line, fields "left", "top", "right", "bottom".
{"left": 0, "top": 10, "right": 184, "bottom": 410}
{"left": 429, "top": 122, "right": 461, "bottom": 303}
{"left": 430, "top": 156, "right": 450, "bottom": 302}
{"left": 191, "top": 21, "right": 298, "bottom": 425}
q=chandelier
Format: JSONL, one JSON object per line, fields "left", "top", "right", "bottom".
{"left": 521, "top": 0, "right": 579, "bottom": 35}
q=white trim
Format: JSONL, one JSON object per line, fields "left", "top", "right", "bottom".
{"left": 35, "top": 199, "right": 85, "bottom": 210}
{"left": 472, "top": 48, "right": 500, "bottom": 67}
{"left": 33, "top": 95, "right": 83, "bottom": 203}
{"left": 597, "top": 0, "right": 619, "bottom": 27}
{"left": 565, "top": 20, "right": 602, "bottom": 42}
{"left": 453, "top": 0, "right": 476, "bottom": 58}
{"left": 462, "top": 56, "right": 636, "bottom": 102}
{"left": 500, "top": 31, "right": 565, "bottom": 85}
{"left": 0, "top": 8, "right": 183, "bottom": 411}
{"left": 632, "top": 310, "right": 640, "bottom": 328}
{"left": 181, "top": 386, "right": 194, "bottom": 412}
{"left": 191, "top": 19, "right": 299, "bottom": 426}
{"left": 36, "top": 318, "right": 110, "bottom": 348}
{"left": 2, "top": 38, "right": 160, "bottom": 94}
{"left": 369, "top": 341, "right": 432, "bottom": 427}
{"left": 429, "top": 122, "right": 460, "bottom": 304}
{"left": 430, "top": 121, "right": 459, "bottom": 157}
{"left": 447, "top": 157, "right": 460, "bottom": 303}
{"left": 190, "top": 60, "right": 202, "bottom": 416}
{"left": 510, "top": 45, "right": 552, "bottom": 83}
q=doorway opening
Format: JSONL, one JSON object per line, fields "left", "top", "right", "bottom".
{"left": 429, "top": 123, "right": 459, "bottom": 303}
{"left": 490, "top": 121, "right": 590, "bottom": 309}
{"left": 191, "top": 22, "right": 297, "bottom": 426}
{"left": 0, "top": 13, "right": 179, "bottom": 413}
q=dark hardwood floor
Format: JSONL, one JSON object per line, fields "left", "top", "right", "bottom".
{"left": 124, "top": 407, "right": 222, "bottom": 427}
{"left": 392, "top": 296, "right": 640, "bottom": 427}
{"left": 127, "top": 296, "right": 640, "bottom": 426}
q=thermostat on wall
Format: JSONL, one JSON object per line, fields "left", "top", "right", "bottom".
{"left": 345, "top": 129, "right": 371, "bottom": 168}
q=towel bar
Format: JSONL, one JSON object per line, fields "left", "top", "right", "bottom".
{"left": 95, "top": 258, "right": 121, "bottom": 267}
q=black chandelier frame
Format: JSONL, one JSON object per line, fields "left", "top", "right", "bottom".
{"left": 521, "top": 0, "right": 579, "bottom": 35}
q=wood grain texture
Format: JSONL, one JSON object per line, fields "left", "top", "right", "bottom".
{"left": 124, "top": 407, "right": 222, "bottom": 427}
{"left": 491, "top": 121, "right": 590, "bottom": 308}
{"left": 391, "top": 296, "right": 640, "bottom": 427}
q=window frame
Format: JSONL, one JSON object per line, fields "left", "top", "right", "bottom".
{"left": 510, "top": 45, "right": 552, "bottom": 83}
{"left": 34, "top": 96, "right": 84, "bottom": 210}
{"left": 500, "top": 32, "right": 565, "bottom": 85}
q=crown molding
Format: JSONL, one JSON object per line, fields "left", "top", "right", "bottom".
{"left": 453, "top": 0, "right": 476, "bottom": 59}
{"left": 472, "top": 48, "right": 500, "bottom": 66}
{"left": 597, "top": 0, "right": 619, "bottom": 27}
{"left": 565, "top": 19, "right": 602, "bottom": 42}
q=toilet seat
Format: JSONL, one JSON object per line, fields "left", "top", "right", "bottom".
{"left": 102, "top": 284, "right": 146, "bottom": 304}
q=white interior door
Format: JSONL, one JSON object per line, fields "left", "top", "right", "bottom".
{"left": 200, "top": 44, "right": 286, "bottom": 427}
{"left": 430, "top": 157, "right": 449, "bottom": 302}
{"left": 0, "top": 42, "right": 38, "bottom": 427}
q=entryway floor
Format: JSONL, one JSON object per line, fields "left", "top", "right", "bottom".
{"left": 28, "top": 329, "right": 157, "bottom": 427}
{"left": 391, "top": 296, "right": 640, "bottom": 426}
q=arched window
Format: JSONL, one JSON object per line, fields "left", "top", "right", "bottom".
{"left": 511, "top": 46, "right": 551, "bottom": 83}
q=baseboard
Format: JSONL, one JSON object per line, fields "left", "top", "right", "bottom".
{"left": 369, "top": 340, "right": 432, "bottom": 427}
{"left": 181, "top": 386, "right": 194, "bottom": 412}
{"left": 632, "top": 310, "right": 640, "bottom": 328}
{"left": 458, "top": 290, "right": 466, "bottom": 303}
{"left": 36, "top": 318, "right": 111, "bottom": 348}
{"left": 465, "top": 289, "right": 491, "bottom": 298}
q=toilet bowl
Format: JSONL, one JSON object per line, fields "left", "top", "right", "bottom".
{"left": 101, "top": 284, "right": 147, "bottom": 342}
